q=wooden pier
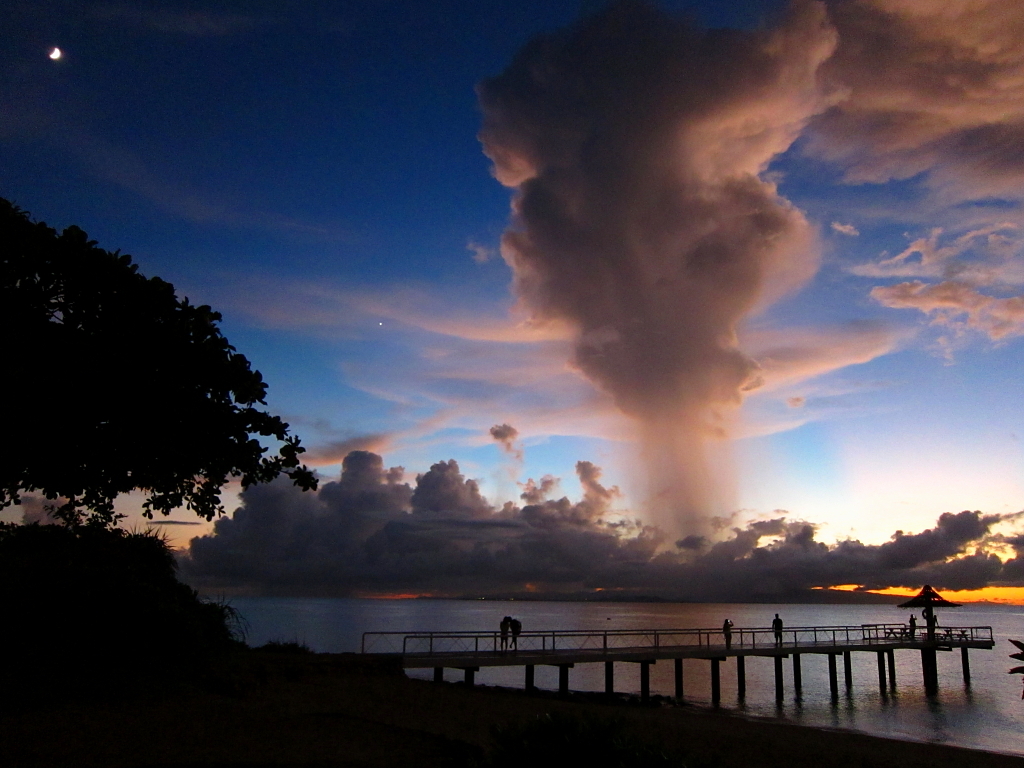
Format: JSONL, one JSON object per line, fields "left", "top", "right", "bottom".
{"left": 362, "top": 623, "right": 994, "bottom": 704}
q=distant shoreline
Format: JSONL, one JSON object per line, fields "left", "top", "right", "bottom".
{"left": 205, "top": 590, "right": 929, "bottom": 605}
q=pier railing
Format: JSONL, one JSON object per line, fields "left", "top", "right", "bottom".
{"left": 361, "top": 624, "right": 994, "bottom": 656}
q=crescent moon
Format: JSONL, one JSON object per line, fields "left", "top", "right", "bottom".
{"left": 49, "top": 47, "right": 62, "bottom": 60}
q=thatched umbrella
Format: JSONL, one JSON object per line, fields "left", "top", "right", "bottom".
{"left": 898, "top": 585, "right": 962, "bottom": 641}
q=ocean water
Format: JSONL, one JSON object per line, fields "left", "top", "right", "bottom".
{"left": 228, "top": 597, "right": 1024, "bottom": 756}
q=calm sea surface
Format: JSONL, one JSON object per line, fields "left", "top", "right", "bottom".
{"left": 228, "top": 597, "right": 1024, "bottom": 756}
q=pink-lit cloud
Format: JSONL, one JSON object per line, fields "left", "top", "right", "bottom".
{"left": 811, "top": 0, "right": 1024, "bottom": 201}
{"left": 851, "top": 224, "right": 1024, "bottom": 283}
{"left": 304, "top": 433, "right": 394, "bottom": 466}
{"left": 872, "top": 280, "right": 1024, "bottom": 341}
{"left": 742, "top": 323, "right": 900, "bottom": 393}
{"left": 467, "top": 240, "right": 495, "bottom": 264}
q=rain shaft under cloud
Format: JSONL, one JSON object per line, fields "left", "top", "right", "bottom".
{"left": 477, "top": 1, "right": 835, "bottom": 537}
{"left": 181, "top": 451, "right": 1024, "bottom": 601}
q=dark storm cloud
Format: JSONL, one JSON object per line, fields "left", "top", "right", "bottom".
{"left": 489, "top": 423, "right": 523, "bottom": 461}
{"left": 875, "top": 511, "right": 1002, "bottom": 571}
{"left": 519, "top": 475, "right": 558, "bottom": 504}
{"left": 180, "top": 451, "right": 1024, "bottom": 599}
{"left": 410, "top": 460, "right": 494, "bottom": 519}
{"left": 182, "top": 452, "right": 657, "bottom": 595}
{"left": 320, "top": 451, "right": 411, "bottom": 515}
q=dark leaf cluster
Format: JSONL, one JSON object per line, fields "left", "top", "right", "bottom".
{"left": 0, "top": 198, "right": 316, "bottom": 524}
{"left": 0, "top": 522, "right": 242, "bottom": 699}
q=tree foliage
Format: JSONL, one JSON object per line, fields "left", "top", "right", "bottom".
{"left": 0, "top": 522, "right": 243, "bottom": 698}
{"left": 0, "top": 198, "right": 316, "bottom": 524}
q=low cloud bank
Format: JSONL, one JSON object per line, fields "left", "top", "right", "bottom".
{"left": 180, "top": 451, "right": 1024, "bottom": 600}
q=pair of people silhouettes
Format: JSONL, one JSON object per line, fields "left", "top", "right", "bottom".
{"left": 500, "top": 616, "right": 521, "bottom": 652}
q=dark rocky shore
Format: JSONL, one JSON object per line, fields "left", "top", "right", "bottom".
{"left": 3, "top": 653, "right": 1021, "bottom": 768}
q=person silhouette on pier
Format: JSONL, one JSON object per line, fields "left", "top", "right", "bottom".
{"left": 909, "top": 614, "right": 917, "bottom": 640}
{"left": 510, "top": 617, "right": 522, "bottom": 652}
{"left": 500, "top": 616, "right": 511, "bottom": 653}
{"left": 722, "top": 619, "right": 734, "bottom": 649}
{"left": 772, "top": 613, "right": 784, "bottom": 646}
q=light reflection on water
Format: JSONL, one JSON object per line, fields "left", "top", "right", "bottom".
{"left": 228, "top": 597, "right": 1024, "bottom": 756}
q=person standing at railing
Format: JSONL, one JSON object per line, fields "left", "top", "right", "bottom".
{"left": 909, "top": 614, "right": 917, "bottom": 640}
{"left": 722, "top": 619, "right": 734, "bottom": 649}
{"left": 500, "top": 616, "right": 511, "bottom": 653}
{"left": 510, "top": 617, "right": 522, "bottom": 652}
{"left": 772, "top": 614, "right": 784, "bottom": 646}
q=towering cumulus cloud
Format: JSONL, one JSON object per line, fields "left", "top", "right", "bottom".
{"left": 477, "top": 1, "right": 836, "bottom": 536}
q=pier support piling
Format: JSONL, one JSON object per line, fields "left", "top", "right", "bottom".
{"left": 525, "top": 665, "right": 535, "bottom": 691}
{"left": 463, "top": 667, "right": 478, "bottom": 687}
{"left": 876, "top": 651, "right": 887, "bottom": 693}
{"left": 605, "top": 661, "right": 614, "bottom": 695}
{"left": 674, "top": 658, "right": 683, "bottom": 699}
{"left": 736, "top": 655, "right": 745, "bottom": 700}
{"left": 843, "top": 651, "right": 852, "bottom": 690}
{"left": 558, "top": 664, "right": 572, "bottom": 696}
{"left": 886, "top": 649, "right": 897, "bottom": 690}
{"left": 711, "top": 658, "right": 721, "bottom": 707}
{"left": 792, "top": 653, "right": 802, "bottom": 694}
{"left": 828, "top": 653, "right": 839, "bottom": 700}
{"left": 774, "top": 655, "right": 784, "bottom": 702}
{"left": 640, "top": 661, "right": 651, "bottom": 702}
{"left": 921, "top": 648, "right": 938, "bottom": 696}
{"left": 433, "top": 667, "right": 443, "bottom": 683}
{"left": 961, "top": 647, "right": 971, "bottom": 685}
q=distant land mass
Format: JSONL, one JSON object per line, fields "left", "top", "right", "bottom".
{"left": 449, "top": 589, "right": 910, "bottom": 605}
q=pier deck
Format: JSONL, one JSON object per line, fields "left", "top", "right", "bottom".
{"left": 363, "top": 624, "right": 994, "bottom": 701}
{"left": 363, "top": 624, "right": 994, "bottom": 669}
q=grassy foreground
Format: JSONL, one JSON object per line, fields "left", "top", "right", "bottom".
{"left": 2, "top": 653, "right": 1021, "bottom": 768}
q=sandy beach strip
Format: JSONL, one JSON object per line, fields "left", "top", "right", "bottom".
{"left": 2, "top": 654, "right": 1021, "bottom": 767}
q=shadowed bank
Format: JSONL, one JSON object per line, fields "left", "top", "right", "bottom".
{"left": 2, "top": 647, "right": 1021, "bottom": 768}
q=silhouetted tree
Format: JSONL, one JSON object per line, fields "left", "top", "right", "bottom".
{"left": 0, "top": 198, "right": 316, "bottom": 525}
{"left": 0, "top": 521, "right": 243, "bottom": 699}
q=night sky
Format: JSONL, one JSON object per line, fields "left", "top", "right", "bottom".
{"left": 5, "top": 0, "right": 1024, "bottom": 601}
